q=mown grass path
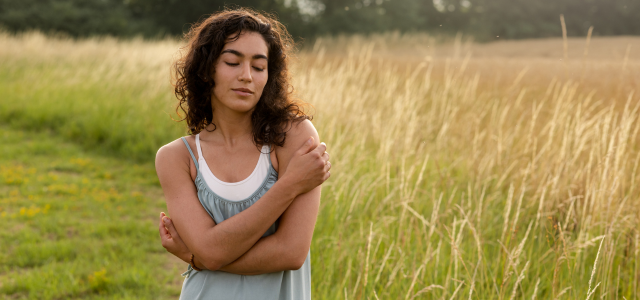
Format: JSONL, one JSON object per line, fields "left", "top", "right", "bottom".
{"left": 0, "top": 126, "right": 184, "bottom": 299}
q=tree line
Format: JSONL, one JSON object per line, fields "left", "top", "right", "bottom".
{"left": 1, "top": 0, "right": 638, "bottom": 40}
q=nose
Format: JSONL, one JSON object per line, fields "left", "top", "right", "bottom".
{"left": 238, "top": 63, "right": 252, "bottom": 83}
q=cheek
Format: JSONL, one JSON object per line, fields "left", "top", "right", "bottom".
{"left": 211, "top": 70, "right": 231, "bottom": 92}
{"left": 211, "top": 81, "right": 228, "bottom": 101}
{"left": 256, "top": 73, "right": 269, "bottom": 91}
{"left": 213, "top": 67, "right": 231, "bottom": 84}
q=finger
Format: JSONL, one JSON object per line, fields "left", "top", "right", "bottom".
{"left": 159, "top": 215, "right": 170, "bottom": 239}
{"left": 159, "top": 212, "right": 168, "bottom": 230}
{"left": 324, "top": 161, "right": 331, "bottom": 172}
{"left": 322, "top": 151, "right": 330, "bottom": 162}
{"left": 296, "top": 137, "right": 316, "bottom": 155}
{"left": 314, "top": 142, "right": 327, "bottom": 155}
{"left": 163, "top": 217, "right": 182, "bottom": 241}
{"left": 160, "top": 223, "right": 170, "bottom": 238}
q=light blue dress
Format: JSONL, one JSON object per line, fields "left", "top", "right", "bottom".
{"left": 178, "top": 137, "right": 311, "bottom": 300}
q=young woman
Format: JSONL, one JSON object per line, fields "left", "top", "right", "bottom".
{"left": 154, "top": 9, "right": 330, "bottom": 300}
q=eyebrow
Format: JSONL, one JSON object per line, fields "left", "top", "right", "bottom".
{"left": 221, "top": 49, "right": 268, "bottom": 60}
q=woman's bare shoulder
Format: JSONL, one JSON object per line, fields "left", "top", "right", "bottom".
{"left": 274, "top": 119, "right": 320, "bottom": 174}
{"left": 282, "top": 119, "right": 319, "bottom": 149}
{"left": 155, "top": 137, "right": 194, "bottom": 175}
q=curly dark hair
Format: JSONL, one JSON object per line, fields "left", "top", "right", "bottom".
{"left": 173, "top": 8, "right": 310, "bottom": 147}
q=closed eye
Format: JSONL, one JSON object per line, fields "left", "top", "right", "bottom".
{"left": 226, "top": 62, "right": 264, "bottom": 72}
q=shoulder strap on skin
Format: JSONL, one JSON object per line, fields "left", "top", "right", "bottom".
{"left": 195, "top": 133, "right": 204, "bottom": 160}
{"left": 180, "top": 137, "right": 199, "bottom": 170}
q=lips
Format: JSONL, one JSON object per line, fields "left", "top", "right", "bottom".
{"left": 232, "top": 88, "right": 253, "bottom": 94}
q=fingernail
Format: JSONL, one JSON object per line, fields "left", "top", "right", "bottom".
{"left": 163, "top": 218, "right": 169, "bottom": 224}
{"left": 307, "top": 137, "right": 313, "bottom": 145}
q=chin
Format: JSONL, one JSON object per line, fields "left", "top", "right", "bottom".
{"left": 229, "top": 102, "right": 258, "bottom": 113}
{"left": 214, "top": 94, "right": 259, "bottom": 114}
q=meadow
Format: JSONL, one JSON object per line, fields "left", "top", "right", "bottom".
{"left": 1, "top": 31, "right": 639, "bottom": 299}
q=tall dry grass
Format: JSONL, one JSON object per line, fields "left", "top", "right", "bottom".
{"left": 301, "top": 34, "right": 640, "bottom": 299}
{"left": 1, "top": 31, "right": 639, "bottom": 299}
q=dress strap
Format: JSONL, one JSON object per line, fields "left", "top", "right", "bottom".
{"left": 180, "top": 137, "right": 199, "bottom": 170}
{"left": 195, "top": 133, "right": 204, "bottom": 161}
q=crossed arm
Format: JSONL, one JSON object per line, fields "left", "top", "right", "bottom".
{"left": 155, "top": 120, "right": 328, "bottom": 274}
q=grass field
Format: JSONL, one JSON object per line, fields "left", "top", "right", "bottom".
{"left": 0, "top": 126, "right": 183, "bottom": 299}
{"left": 1, "top": 31, "right": 639, "bottom": 299}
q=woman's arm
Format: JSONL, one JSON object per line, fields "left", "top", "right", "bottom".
{"left": 159, "top": 120, "right": 326, "bottom": 275}
{"left": 217, "top": 185, "right": 320, "bottom": 274}
{"left": 158, "top": 212, "right": 208, "bottom": 270}
{"left": 155, "top": 122, "right": 329, "bottom": 271}
{"left": 217, "top": 121, "right": 324, "bottom": 274}
{"left": 161, "top": 206, "right": 317, "bottom": 275}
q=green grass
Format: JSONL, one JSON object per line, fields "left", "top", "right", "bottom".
{"left": 0, "top": 36, "right": 184, "bottom": 162}
{"left": 0, "top": 126, "right": 184, "bottom": 299}
{"left": 0, "top": 64, "right": 182, "bottom": 162}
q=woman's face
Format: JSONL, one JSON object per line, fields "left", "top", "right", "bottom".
{"left": 211, "top": 31, "right": 269, "bottom": 115}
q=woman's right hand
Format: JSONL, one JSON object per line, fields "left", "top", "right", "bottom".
{"left": 159, "top": 212, "right": 191, "bottom": 263}
{"left": 281, "top": 137, "right": 331, "bottom": 196}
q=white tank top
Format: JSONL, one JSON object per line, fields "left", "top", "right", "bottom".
{"left": 195, "top": 133, "right": 271, "bottom": 201}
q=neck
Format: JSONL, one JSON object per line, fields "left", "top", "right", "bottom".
{"left": 207, "top": 105, "right": 254, "bottom": 147}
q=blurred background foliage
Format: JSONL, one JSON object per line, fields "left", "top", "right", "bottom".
{"left": 0, "top": 0, "right": 638, "bottom": 41}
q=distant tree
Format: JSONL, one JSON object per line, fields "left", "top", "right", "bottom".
{"left": 562, "top": 0, "right": 640, "bottom": 36}
{"left": 0, "top": 0, "right": 309, "bottom": 38}
{"left": 0, "top": 0, "right": 154, "bottom": 37}
{"left": 466, "top": 0, "right": 640, "bottom": 39}
{"left": 311, "top": 0, "right": 441, "bottom": 35}
{"left": 0, "top": 0, "right": 638, "bottom": 39}
{"left": 125, "top": 0, "right": 310, "bottom": 38}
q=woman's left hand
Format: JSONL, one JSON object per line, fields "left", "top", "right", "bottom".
{"left": 159, "top": 212, "right": 190, "bottom": 262}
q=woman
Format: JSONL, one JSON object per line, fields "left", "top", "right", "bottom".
{"left": 154, "top": 8, "right": 330, "bottom": 300}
